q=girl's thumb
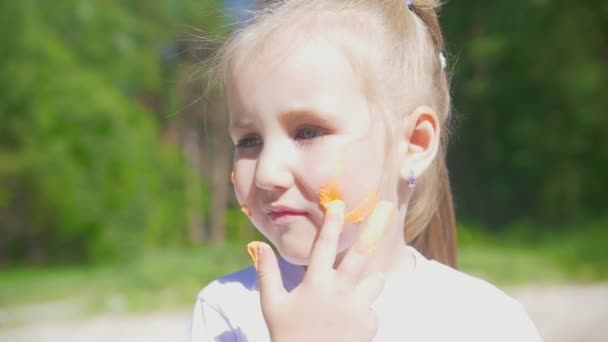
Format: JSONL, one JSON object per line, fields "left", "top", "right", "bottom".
{"left": 247, "top": 241, "right": 285, "bottom": 309}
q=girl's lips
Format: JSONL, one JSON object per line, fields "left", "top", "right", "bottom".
{"left": 268, "top": 211, "right": 308, "bottom": 224}
{"left": 266, "top": 206, "right": 308, "bottom": 223}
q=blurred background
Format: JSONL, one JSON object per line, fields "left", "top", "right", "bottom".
{"left": 0, "top": 1, "right": 606, "bottom": 341}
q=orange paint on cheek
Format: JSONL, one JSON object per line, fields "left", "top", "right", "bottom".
{"left": 240, "top": 204, "right": 252, "bottom": 218}
{"left": 318, "top": 180, "right": 342, "bottom": 211}
{"left": 358, "top": 201, "right": 393, "bottom": 252}
{"left": 344, "top": 191, "right": 378, "bottom": 223}
{"left": 318, "top": 155, "right": 378, "bottom": 224}
{"left": 319, "top": 153, "right": 346, "bottom": 210}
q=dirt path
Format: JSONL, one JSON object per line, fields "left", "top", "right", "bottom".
{"left": 508, "top": 284, "right": 608, "bottom": 342}
{"left": 1, "top": 284, "right": 607, "bottom": 342}
{"left": 0, "top": 311, "right": 190, "bottom": 342}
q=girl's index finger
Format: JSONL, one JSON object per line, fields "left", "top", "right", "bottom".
{"left": 248, "top": 241, "right": 286, "bottom": 313}
{"left": 305, "top": 200, "right": 345, "bottom": 281}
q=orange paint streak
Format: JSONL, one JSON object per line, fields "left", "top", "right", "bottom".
{"left": 359, "top": 201, "right": 393, "bottom": 252}
{"left": 230, "top": 171, "right": 235, "bottom": 184}
{"left": 319, "top": 183, "right": 377, "bottom": 223}
{"left": 318, "top": 180, "right": 342, "bottom": 211}
{"left": 318, "top": 154, "right": 378, "bottom": 224}
{"left": 240, "top": 204, "right": 252, "bottom": 218}
{"left": 344, "top": 191, "right": 378, "bottom": 223}
{"left": 318, "top": 153, "right": 346, "bottom": 210}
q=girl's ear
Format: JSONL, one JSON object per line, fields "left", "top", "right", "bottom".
{"left": 398, "top": 105, "right": 440, "bottom": 180}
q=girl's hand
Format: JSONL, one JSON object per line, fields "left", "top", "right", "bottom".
{"left": 248, "top": 200, "right": 393, "bottom": 342}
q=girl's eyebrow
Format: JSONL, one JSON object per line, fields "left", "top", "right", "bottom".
{"left": 229, "top": 118, "right": 254, "bottom": 132}
{"left": 279, "top": 109, "right": 336, "bottom": 126}
{"left": 229, "top": 109, "right": 337, "bottom": 132}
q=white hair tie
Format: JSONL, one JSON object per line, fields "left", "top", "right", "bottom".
{"left": 405, "top": 1, "right": 447, "bottom": 70}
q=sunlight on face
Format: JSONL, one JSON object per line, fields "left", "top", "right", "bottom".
{"left": 227, "top": 38, "right": 395, "bottom": 265}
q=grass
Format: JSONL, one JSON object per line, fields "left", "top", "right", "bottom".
{"left": 457, "top": 219, "right": 608, "bottom": 285}
{"left": 0, "top": 244, "right": 251, "bottom": 320}
{"left": 459, "top": 243, "right": 572, "bottom": 285}
{"left": 0, "top": 220, "right": 607, "bottom": 323}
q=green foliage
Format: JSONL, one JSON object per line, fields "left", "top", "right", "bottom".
{"left": 1, "top": 0, "right": 606, "bottom": 264}
{"left": 0, "top": 1, "right": 225, "bottom": 263}
{"left": 442, "top": 1, "right": 608, "bottom": 227}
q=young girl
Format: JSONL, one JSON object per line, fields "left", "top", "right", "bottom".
{"left": 190, "top": 0, "right": 543, "bottom": 341}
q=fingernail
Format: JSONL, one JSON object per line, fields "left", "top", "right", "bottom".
{"left": 359, "top": 201, "right": 394, "bottom": 253}
{"left": 247, "top": 241, "right": 262, "bottom": 270}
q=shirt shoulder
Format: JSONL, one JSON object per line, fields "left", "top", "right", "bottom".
{"left": 198, "top": 266, "right": 259, "bottom": 304}
{"left": 410, "top": 249, "right": 544, "bottom": 341}
{"left": 190, "top": 266, "right": 260, "bottom": 342}
{"left": 190, "top": 258, "right": 305, "bottom": 342}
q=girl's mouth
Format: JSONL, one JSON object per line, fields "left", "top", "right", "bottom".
{"left": 266, "top": 206, "right": 308, "bottom": 224}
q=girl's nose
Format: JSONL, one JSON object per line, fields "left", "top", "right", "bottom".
{"left": 254, "top": 143, "right": 294, "bottom": 192}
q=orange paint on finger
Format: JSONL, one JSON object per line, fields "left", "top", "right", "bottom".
{"left": 246, "top": 241, "right": 264, "bottom": 270}
{"left": 240, "top": 204, "right": 252, "bottom": 218}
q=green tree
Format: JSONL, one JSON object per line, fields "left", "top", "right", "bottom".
{"left": 0, "top": 0, "right": 225, "bottom": 263}
{"left": 442, "top": 0, "right": 608, "bottom": 228}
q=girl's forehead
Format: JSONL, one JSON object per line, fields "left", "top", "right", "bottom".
{"left": 229, "top": 37, "right": 362, "bottom": 101}
{"left": 228, "top": 8, "right": 378, "bottom": 80}
{"left": 227, "top": 38, "right": 377, "bottom": 133}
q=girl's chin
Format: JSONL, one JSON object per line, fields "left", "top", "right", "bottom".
{"left": 273, "top": 236, "right": 355, "bottom": 267}
{"left": 275, "top": 240, "right": 314, "bottom": 266}
{"left": 279, "top": 253, "right": 310, "bottom": 266}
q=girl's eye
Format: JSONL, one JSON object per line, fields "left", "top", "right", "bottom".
{"left": 235, "top": 136, "right": 262, "bottom": 149}
{"left": 294, "top": 126, "right": 324, "bottom": 141}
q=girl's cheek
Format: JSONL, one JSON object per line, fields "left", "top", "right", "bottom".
{"left": 297, "top": 144, "right": 341, "bottom": 199}
{"left": 231, "top": 161, "right": 254, "bottom": 206}
{"left": 302, "top": 142, "right": 383, "bottom": 220}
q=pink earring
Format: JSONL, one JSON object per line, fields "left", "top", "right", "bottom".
{"left": 408, "top": 170, "right": 416, "bottom": 188}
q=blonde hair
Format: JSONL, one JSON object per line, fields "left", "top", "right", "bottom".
{"left": 213, "top": 0, "right": 457, "bottom": 267}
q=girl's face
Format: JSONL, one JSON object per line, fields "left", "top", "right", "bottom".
{"left": 227, "top": 39, "right": 398, "bottom": 265}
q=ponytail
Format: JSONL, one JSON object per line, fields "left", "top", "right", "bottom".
{"left": 403, "top": 0, "right": 457, "bottom": 268}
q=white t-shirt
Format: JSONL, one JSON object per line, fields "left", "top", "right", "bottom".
{"left": 189, "top": 247, "right": 543, "bottom": 341}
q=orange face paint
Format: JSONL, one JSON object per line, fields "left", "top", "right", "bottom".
{"left": 240, "top": 204, "right": 252, "bottom": 218}
{"left": 358, "top": 201, "right": 393, "bottom": 252}
{"left": 318, "top": 153, "right": 378, "bottom": 224}
{"left": 318, "top": 180, "right": 342, "bottom": 211}
{"left": 344, "top": 191, "right": 378, "bottom": 223}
